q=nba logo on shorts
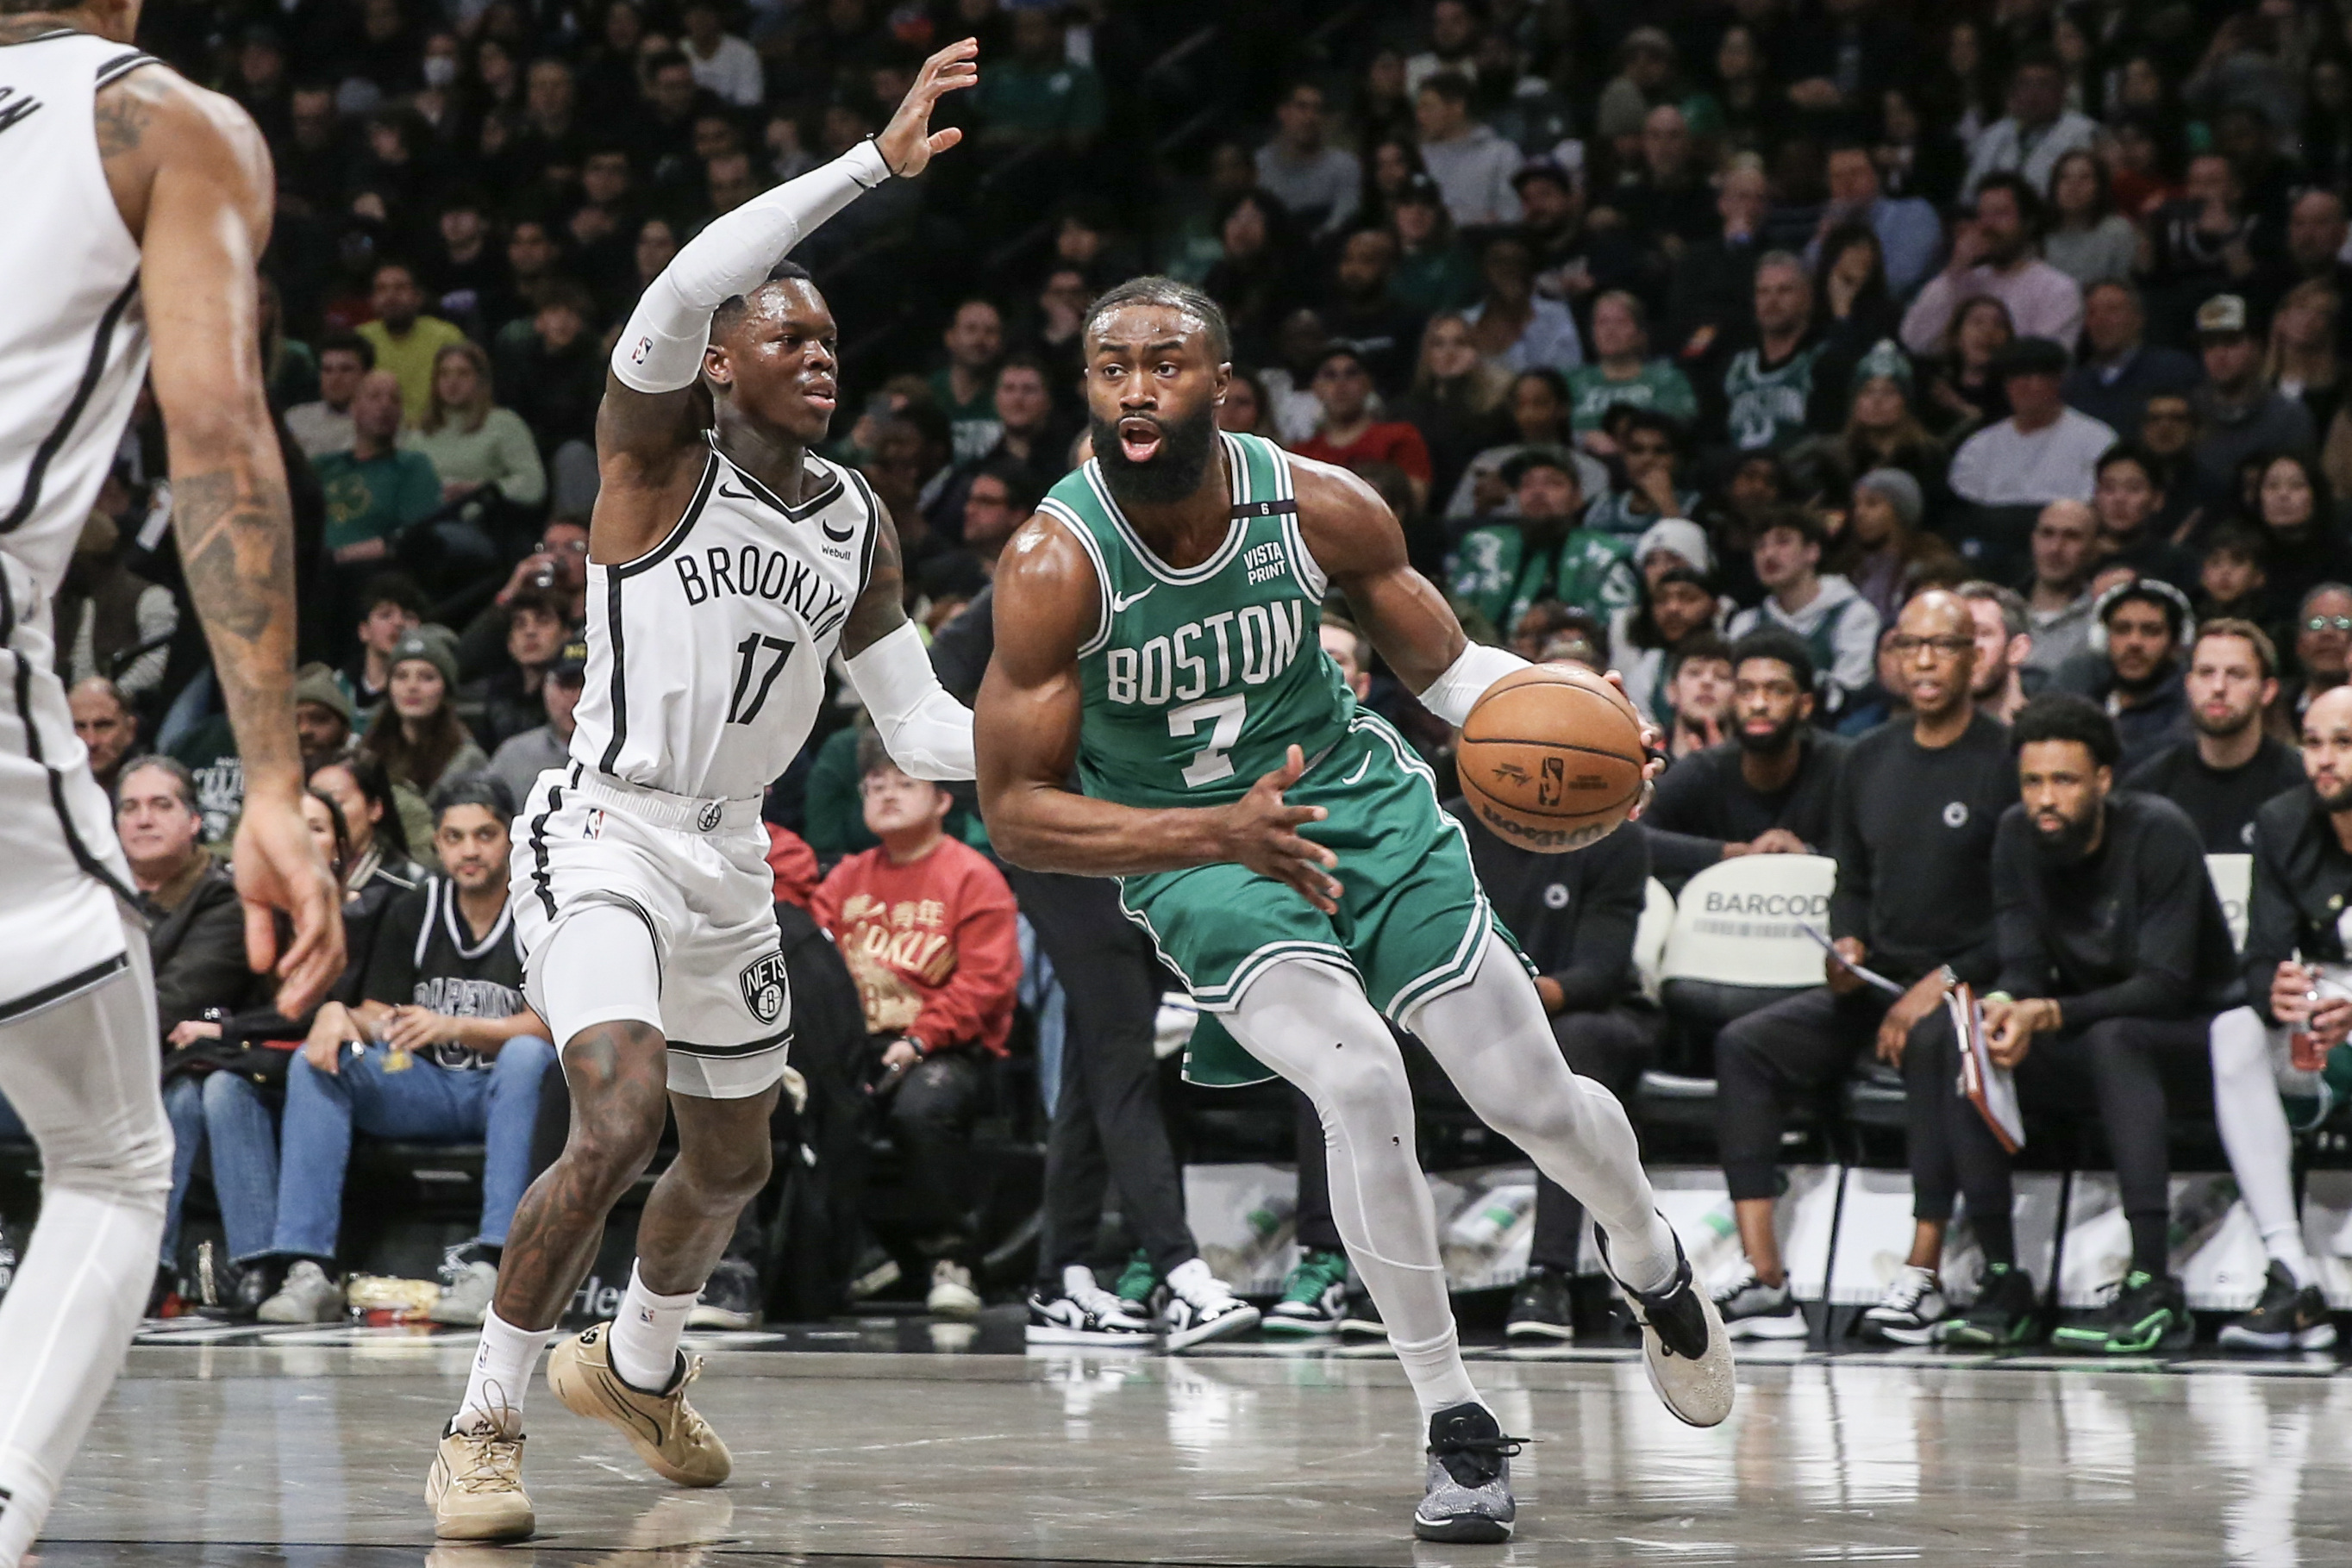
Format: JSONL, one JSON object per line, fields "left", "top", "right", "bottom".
{"left": 697, "top": 800, "right": 723, "bottom": 831}
{"left": 738, "top": 953, "right": 787, "bottom": 1024}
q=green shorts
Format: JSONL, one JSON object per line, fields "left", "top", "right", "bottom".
{"left": 1117, "top": 713, "right": 1508, "bottom": 1087}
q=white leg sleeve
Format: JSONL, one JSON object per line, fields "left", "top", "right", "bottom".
{"left": 0, "top": 933, "right": 173, "bottom": 1568}
{"left": 2210, "top": 1006, "right": 2316, "bottom": 1284}
{"left": 1221, "top": 959, "right": 1480, "bottom": 1420}
{"left": 531, "top": 900, "right": 666, "bottom": 1051}
{"left": 1404, "top": 932, "right": 1678, "bottom": 1294}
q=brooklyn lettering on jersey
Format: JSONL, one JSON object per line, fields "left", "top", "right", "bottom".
{"left": 0, "top": 86, "right": 41, "bottom": 135}
{"left": 671, "top": 541, "right": 851, "bottom": 640}
{"left": 1103, "top": 598, "right": 1307, "bottom": 707}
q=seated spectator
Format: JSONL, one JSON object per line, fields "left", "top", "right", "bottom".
{"left": 1580, "top": 409, "right": 1700, "bottom": 539}
{"left": 2191, "top": 295, "right": 2318, "bottom": 500}
{"left": 1255, "top": 81, "right": 1361, "bottom": 238}
{"left": 1949, "top": 337, "right": 2117, "bottom": 510}
{"left": 2282, "top": 582, "right": 2352, "bottom": 727}
{"left": 257, "top": 778, "right": 556, "bottom": 1327}
{"left": 814, "top": 735, "right": 1023, "bottom": 1321}
{"left": 495, "top": 280, "right": 606, "bottom": 470}
{"left": 678, "top": 0, "right": 760, "bottom": 108}
{"left": 1809, "top": 227, "right": 1902, "bottom": 391}
{"left": 1664, "top": 165, "right": 1767, "bottom": 364}
{"left": 1202, "top": 193, "right": 1311, "bottom": 371}
{"left": 336, "top": 573, "right": 425, "bottom": 727}
{"left": 2194, "top": 524, "right": 2271, "bottom": 626}
{"left": 1517, "top": 158, "right": 1639, "bottom": 309}
{"left": 2089, "top": 444, "right": 2198, "bottom": 592}
{"left": 1939, "top": 697, "right": 2238, "bottom": 1353}
{"left": 309, "top": 751, "right": 425, "bottom": 901}
{"left": 1603, "top": 105, "right": 1716, "bottom": 259}
{"left": 1659, "top": 634, "right": 1735, "bottom": 759}
{"left": 1412, "top": 71, "right": 1519, "bottom": 228}
{"left": 1899, "top": 175, "right": 2084, "bottom": 357}
{"left": 1447, "top": 449, "right": 1636, "bottom": 637}
{"left": 2074, "top": 578, "right": 2195, "bottom": 775}
{"left": 929, "top": 298, "right": 1004, "bottom": 463}
{"left": 355, "top": 262, "right": 467, "bottom": 427}
{"left": 1725, "top": 509, "right": 1881, "bottom": 725}
{"left": 1823, "top": 342, "right": 1949, "bottom": 497}
{"left": 400, "top": 342, "right": 547, "bottom": 514}
{"left": 1813, "top": 142, "right": 1942, "bottom": 299}
{"left": 1386, "top": 174, "right": 1482, "bottom": 318}
{"left": 1461, "top": 232, "right": 1583, "bottom": 375}
{"left": 1565, "top": 293, "right": 1696, "bottom": 445}
{"left": 2205, "top": 684, "right": 2352, "bottom": 1354}
{"left": 1919, "top": 296, "right": 2014, "bottom": 444}
{"left": 2263, "top": 280, "right": 2342, "bottom": 439}
{"left": 486, "top": 638, "right": 584, "bottom": 818}
{"left": 292, "top": 663, "right": 355, "bottom": 776}
{"left": 1961, "top": 53, "right": 2100, "bottom": 203}
{"left": 2249, "top": 453, "right": 2352, "bottom": 622}
{"left": 2019, "top": 501, "right": 2101, "bottom": 678}
{"left": 68, "top": 676, "right": 140, "bottom": 798}
{"left": 970, "top": 4, "right": 1102, "bottom": 157}
{"left": 1290, "top": 345, "right": 1433, "bottom": 508}
{"left": 468, "top": 590, "right": 569, "bottom": 754}
{"left": 285, "top": 333, "right": 372, "bottom": 460}
{"left": 1835, "top": 468, "right": 1954, "bottom": 628}
{"left": 2061, "top": 281, "right": 2202, "bottom": 441}
{"left": 1643, "top": 629, "right": 1852, "bottom": 888}
{"left": 2142, "top": 154, "right": 2266, "bottom": 345}
{"left": 53, "top": 512, "right": 175, "bottom": 699}
{"left": 2040, "top": 151, "right": 2136, "bottom": 294}
{"left": 485, "top": 516, "right": 591, "bottom": 631}
{"left": 1711, "top": 590, "right": 2011, "bottom": 1343}
{"left": 1442, "top": 368, "right": 1607, "bottom": 530}
{"left": 1606, "top": 562, "right": 1721, "bottom": 725}
{"left": 1714, "top": 252, "right": 1830, "bottom": 453}
{"left": 360, "top": 628, "right": 488, "bottom": 800}
{"left": 2125, "top": 620, "right": 2305, "bottom": 853}
{"left": 1956, "top": 581, "right": 2034, "bottom": 724}
{"left": 1318, "top": 228, "right": 1423, "bottom": 400}
{"left": 317, "top": 371, "right": 440, "bottom": 569}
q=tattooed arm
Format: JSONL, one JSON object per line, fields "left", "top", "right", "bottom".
{"left": 101, "top": 62, "right": 344, "bottom": 1013}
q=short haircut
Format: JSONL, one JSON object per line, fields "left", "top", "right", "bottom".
{"left": 710, "top": 259, "right": 816, "bottom": 344}
{"left": 1084, "top": 274, "right": 1233, "bottom": 362}
{"left": 1956, "top": 579, "right": 2029, "bottom": 640}
{"left": 357, "top": 571, "right": 427, "bottom": 620}
{"left": 318, "top": 331, "right": 375, "bottom": 371}
{"left": 429, "top": 772, "right": 516, "bottom": 828}
{"left": 645, "top": 47, "right": 692, "bottom": 76}
{"left": 1974, "top": 172, "right": 2046, "bottom": 236}
{"left": 1755, "top": 505, "right": 1826, "bottom": 551}
{"left": 372, "top": 259, "right": 418, "bottom": 287}
{"left": 969, "top": 454, "right": 1046, "bottom": 515}
{"left": 855, "top": 724, "right": 942, "bottom": 784}
{"left": 1418, "top": 70, "right": 1473, "bottom": 107}
{"left": 118, "top": 754, "right": 197, "bottom": 812}
{"left": 1755, "top": 248, "right": 1810, "bottom": 284}
{"left": 2009, "top": 692, "right": 2121, "bottom": 769}
{"left": 2300, "top": 580, "right": 2352, "bottom": 619}
{"left": 1667, "top": 631, "right": 1733, "bottom": 678}
{"left": 2194, "top": 616, "right": 2280, "bottom": 678}
{"left": 2094, "top": 440, "right": 2164, "bottom": 485}
{"left": 1618, "top": 407, "right": 1686, "bottom": 450}
{"left": 506, "top": 587, "right": 564, "bottom": 623}
{"left": 2101, "top": 578, "right": 2186, "bottom": 640}
{"left": 1729, "top": 628, "right": 1816, "bottom": 691}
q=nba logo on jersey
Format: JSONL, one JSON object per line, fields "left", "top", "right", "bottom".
{"left": 738, "top": 953, "right": 787, "bottom": 1024}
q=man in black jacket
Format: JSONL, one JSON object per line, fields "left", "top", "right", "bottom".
{"left": 2201, "top": 683, "right": 2352, "bottom": 1354}
{"left": 1708, "top": 591, "right": 2013, "bottom": 1343}
{"left": 1942, "top": 696, "right": 2240, "bottom": 1353}
{"left": 2123, "top": 619, "right": 2305, "bottom": 853}
{"left": 1642, "top": 630, "right": 1849, "bottom": 890}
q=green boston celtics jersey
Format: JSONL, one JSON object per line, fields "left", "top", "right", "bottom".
{"left": 1040, "top": 431, "right": 1355, "bottom": 810}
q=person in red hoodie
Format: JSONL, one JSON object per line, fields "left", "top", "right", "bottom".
{"left": 814, "top": 731, "right": 1021, "bottom": 1318}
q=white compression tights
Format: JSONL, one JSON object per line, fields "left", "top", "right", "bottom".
{"left": 2210, "top": 1007, "right": 2318, "bottom": 1286}
{"left": 1223, "top": 934, "right": 1675, "bottom": 1418}
{"left": 0, "top": 939, "right": 174, "bottom": 1568}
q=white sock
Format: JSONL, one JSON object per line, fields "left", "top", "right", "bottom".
{"left": 458, "top": 1309, "right": 550, "bottom": 1432}
{"left": 1392, "top": 1325, "right": 1484, "bottom": 1421}
{"left": 608, "top": 1261, "right": 697, "bottom": 1391}
{"left": 2211, "top": 1009, "right": 2320, "bottom": 1291}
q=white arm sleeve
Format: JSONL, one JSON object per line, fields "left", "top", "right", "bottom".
{"left": 610, "top": 140, "right": 892, "bottom": 394}
{"left": 845, "top": 621, "right": 976, "bottom": 782}
{"left": 1415, "top": 640, "right": 1531, "bottom": 728}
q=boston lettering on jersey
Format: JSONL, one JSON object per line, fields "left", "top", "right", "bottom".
{"left": 670, "top": 540, "right": 851, "bottom": 640}
{"left": 1102, "top": 598, "right": 1308, "bottom": 707}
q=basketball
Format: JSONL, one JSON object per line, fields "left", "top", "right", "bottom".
{"left": 1455, "top": 664, "right": 1649, "bottom": 854}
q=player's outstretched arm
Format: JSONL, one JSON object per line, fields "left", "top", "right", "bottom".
{"left": 120, "top": 67, "right": 344, "bottom": 1014}
{"left": 840, "top": 497, "right": 974, "bottom": 781}
{"left": 975, "top": 519, "right": 1343, "bottom": 909}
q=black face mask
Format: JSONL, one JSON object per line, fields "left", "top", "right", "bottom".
{"left": 2030, "top": 803, "right": 2103, "bottom": 865}
{"left": 1091, "top": 402, "right": 1219, "bottom": 508}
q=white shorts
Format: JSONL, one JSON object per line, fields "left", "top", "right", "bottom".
{"left": 0, "top": 565, "right": 139, "bottom": 1024}
{"left": 512, "top": 765, "right": 791, "bottom": 1100}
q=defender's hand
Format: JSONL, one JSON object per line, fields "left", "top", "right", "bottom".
{"left": 876, "top": 37, "right": 979, "bottom": 178}
{"left": 232, "top": 790, "right": 345, "bottom": 1020}
{"left": 1222, "top": 744, "right": 1342, "bottom": 915}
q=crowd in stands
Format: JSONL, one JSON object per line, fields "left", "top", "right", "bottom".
{"left": 20, "top": 0, "right": 2352, "bottom": 1352}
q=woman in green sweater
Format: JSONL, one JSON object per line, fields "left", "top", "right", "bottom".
{"left": 1563, "top": 291, "right": 1697, "bottom": 450}
{"left": 401, "top": 341, "right": 547, "bottom": 511}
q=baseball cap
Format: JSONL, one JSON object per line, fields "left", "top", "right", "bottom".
{"left": 1397, "top": 172, "right": 1443, "bottom": 209}
{"left": 2195, "top": 293, "right": 2249, "bottom": 337}
{"left": 547, "top": 639, "right": 589, "bottom": 685}
{"left": 1992, "top": 336, "right": 2068, "bottom": 380}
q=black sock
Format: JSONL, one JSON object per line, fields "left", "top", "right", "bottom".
{"left": 1974, "top": 1211, "right": 2015, "bottom": 1268}
{"left": 2127, "top": 1214, "right": 2168, "bottom": 1279}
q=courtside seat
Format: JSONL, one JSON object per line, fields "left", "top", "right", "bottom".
{"left": 2207, "top": 853, "right": 2253, "bottom": 954}
{"left": 1632, "top": 877, "right": 1674, "bottom": 1006}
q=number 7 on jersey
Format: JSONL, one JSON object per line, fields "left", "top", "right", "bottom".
{"left": 1169, "top": 695, "right": 1246, "bottom": 787}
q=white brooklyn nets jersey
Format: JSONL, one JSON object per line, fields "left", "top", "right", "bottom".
{"left": 570, "top": 431, "right": 883, "bottom": 802}
{"left": 0, "top": 30, "right": 160, "bottom": 1018}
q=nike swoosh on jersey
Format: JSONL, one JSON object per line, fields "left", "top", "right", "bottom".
{"left": 1110, "top": 586, "right": 1154, "bottom": 611}
{"left": 716, "top": 483, "right": 761, "bottom": 503}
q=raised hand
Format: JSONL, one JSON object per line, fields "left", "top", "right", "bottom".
{"left": 876, "top": 37, "right": 980, "bottom": 178}
{"left": 1221, "top": 744, "right": 1342, "bottom": 915}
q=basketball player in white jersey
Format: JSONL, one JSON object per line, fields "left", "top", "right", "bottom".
{"left": 0, "top": 4, "right": 344, "bottom": 1563}
{"left": 426, "top": 41, "right": 982, "bottom": 1540}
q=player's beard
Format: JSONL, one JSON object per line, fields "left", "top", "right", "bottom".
{"left": 1092, "top": 403, "right": 1219, "bottom": 507}
{"left": 2030, "top": 801, "right": 2103, "bottom": 865}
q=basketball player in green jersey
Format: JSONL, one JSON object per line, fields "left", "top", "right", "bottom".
{"left": 976, "top": 278, "right": 1734, "bottom": 1543}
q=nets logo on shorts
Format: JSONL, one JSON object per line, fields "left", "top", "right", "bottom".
{"left": 738, "top": 953, "right": 788, "bottom": 1024}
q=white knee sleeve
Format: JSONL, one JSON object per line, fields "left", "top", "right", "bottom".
{"left": 531, "top": 900, "right": 666, "bottom": 1051}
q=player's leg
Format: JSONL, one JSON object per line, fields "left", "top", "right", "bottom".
{"left": 1507, "top": 1005, "right": 1658, "bottom": 1342}
{"left": 0, "top": 946, "right": 174, "bottom": 1568}
{"left": 2211, "top": 1007, "right": 2336, "bottom": 1349}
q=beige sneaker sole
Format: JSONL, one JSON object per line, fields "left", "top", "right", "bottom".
{"left": 425, "top": 1440, "right": 534, "bottom": 1540}
{"left": 547, "top": 1324, "right": 732, "bottom": 1486}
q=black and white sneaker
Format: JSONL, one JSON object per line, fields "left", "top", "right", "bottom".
{"left": 1709, "top": 1263, "right": 1809, "bottom": 1340}
{"left": 1160, "top": 1258, "right": 1260, "bottom": 1350}
{"left": 1413, "top": 1402, "right": 1522, "bottom": 1543}
{"left": 1026, "top": 1266, "right": 1155, "bottom": 1346}
{"left": 1261, "top": 1248, "right": 1350, "bottom": 1338}
{"left": 1504, "top": 1267, "right": 1576, "bottom": 1342}
{"left": 1339, "top": 1288, "right": 1388, "bottom": 1340}
{"left": 687, "top": 1258, "right": 764, "bottom": 1330}
{"left": 1597, "top": 1224, "right": 1736, "bottom": 1428}
{"left": 1860, "top": 1265, "right": 1948, "bottom": 1346}
{"left": 2218, "top": 1261, "right": 2339, "bottom": 1352}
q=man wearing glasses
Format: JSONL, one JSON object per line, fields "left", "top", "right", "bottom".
{"left": 1707, "top": 589, "right": 2017, "bottom": 1346}
{"left": 2285, "top": 584, "right": 2352, "bottom": 726}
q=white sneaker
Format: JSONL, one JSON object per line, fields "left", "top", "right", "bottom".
{"left": 926, "top": 1259, "right": 982, "bottom": 1319}
{"left": 1161, "top": 1257, "right": 1260, "bottom": 1350}
{"left": 1709, "top": 1264, "right": 1808, "bottom": 1340}
{"left": 258, "top": 1259, "right": 345, "bottom": 1324}
{"left": 428, "top": 1255, "right": 498, "bottom": 1327}
{"left": 1025, "top": 1265, "right": 1155, "bottom": 1346}
{"left": 1860, "top": 1265, "right": 1949, "bottom": 1346}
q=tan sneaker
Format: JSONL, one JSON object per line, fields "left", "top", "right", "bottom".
{"left": 546, "top": 1322, "right": 731, "bottom": 1486}
{"left": 425, "top": 1415, "right": 534, "bottom": 1540}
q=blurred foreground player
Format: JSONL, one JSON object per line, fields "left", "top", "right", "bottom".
{"left": 428, "top": 43, "right": 980, "bottom": 1541}
{"left": 0, "top": 7, "right": 344, "bottom": 1563}
{"left": 977, "top": 278, "right": 1731, "bottom": 1544}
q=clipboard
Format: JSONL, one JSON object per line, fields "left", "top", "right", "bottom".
{"left": 1947, "top": 983, "right": 2024, "bottom": 1154}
